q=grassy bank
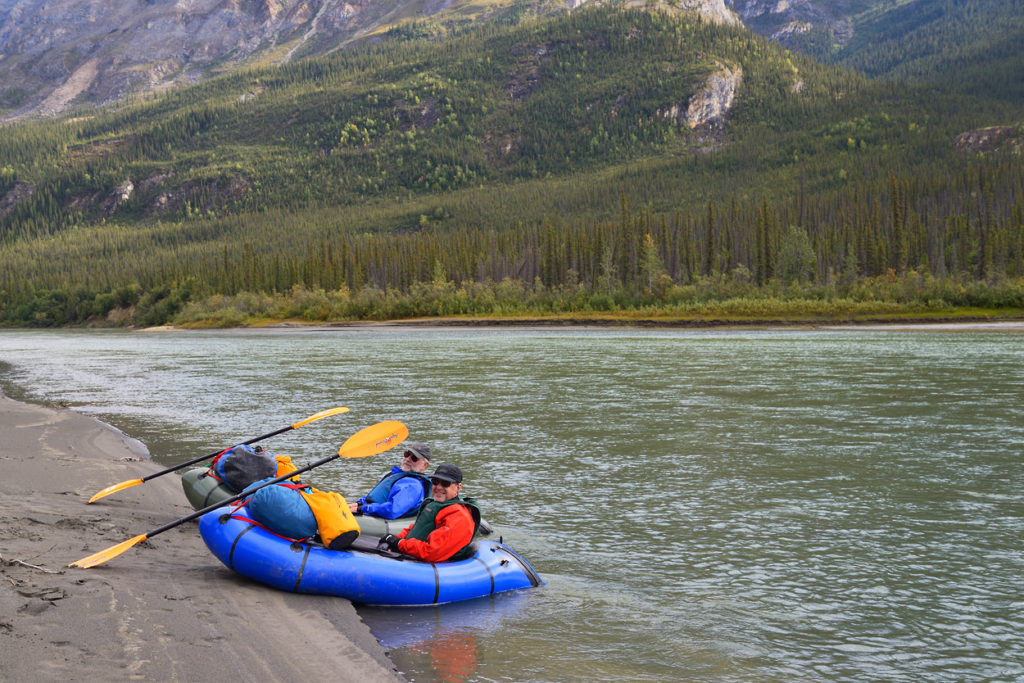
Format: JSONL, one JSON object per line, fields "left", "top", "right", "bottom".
{"left": 167, "top": 271, "right": 1024, "bottom": 328}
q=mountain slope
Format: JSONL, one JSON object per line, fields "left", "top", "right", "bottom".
{"left": 0, "top": 7, "right": 788, "bottom": 238}
{"left": 6, "top": 0, "right": 1020, "bottom": 122}
{"left": 0, "top": 0, "right": 736, "bottom": 120}
{"left": 1, "top": 6, "right": 1018, "bottom": 239}
{"left": 727, "top": 0, "right": 1024, "bottom": 103}
{"left": 0, "top": 6, "right": 1021, "bottom": 326}
{"left": 834, "top": 0, "right": 1024, "bottom": 102}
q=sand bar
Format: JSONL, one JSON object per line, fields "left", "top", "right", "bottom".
{"left": 0, "top": 391, "right": 400, "bottom": 681}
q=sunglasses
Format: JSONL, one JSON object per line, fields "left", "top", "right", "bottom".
{"left": 430, "top": 478, "right": 456, "bottom": 487}
{"left": 404, "top": 452, "right": 422, "bottom": 462}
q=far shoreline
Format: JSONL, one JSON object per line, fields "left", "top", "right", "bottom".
{"left": 137, "top": 314, "right": 1024, "bottom": 333}
{"left": 4, "top": 310, "right": 1024, "bottom": 333}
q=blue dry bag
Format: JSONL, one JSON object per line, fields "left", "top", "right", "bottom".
{"left": 244, "top": 478, "right": 318, "bottom": 540}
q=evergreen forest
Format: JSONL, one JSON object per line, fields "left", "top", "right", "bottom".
{"left": 1, "top": 4, "right": 1023, "bottom": 327}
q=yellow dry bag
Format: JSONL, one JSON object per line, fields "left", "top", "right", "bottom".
{"left": 299, "top": 487, "right": 360, "bottom": 550}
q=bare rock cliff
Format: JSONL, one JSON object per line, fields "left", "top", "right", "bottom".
{"left": 0, "top": 0, "right": 742, "bottom": 120}
{"left": 686, "top": 64, "right": 742, "bottom": 128}
{"left": 0, "top": 0, "right": 384, "bottom": 120}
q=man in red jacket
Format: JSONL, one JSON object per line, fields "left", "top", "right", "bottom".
{"left": 381, "top": 463, "right": 481, "bottom": 562}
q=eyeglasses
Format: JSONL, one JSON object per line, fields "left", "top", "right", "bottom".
{"left": 430, "top": 478, "right": 456, "bottom": 488}
{"left": 404, "top": 452, "right": 421, "bottom": 462}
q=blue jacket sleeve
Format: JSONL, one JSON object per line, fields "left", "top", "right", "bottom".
{"left": 359, "top": 477, "right": 424, "bottom": 519}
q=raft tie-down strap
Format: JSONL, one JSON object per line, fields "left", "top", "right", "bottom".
{"left": 294, "top": 544, "right": 312, "bottom": 593}
{"left": 432, "top": 564, "right": 440, "bottom": 604}
{"left": 203, "top": 470, "right": 226, "bottom": 484}
{"left": 202, "top": 480, "right": 223, "bottom": 508}
{"left": 473, "top": 555, "right": 495, "bottom": 595}
{"left": 227, "top": 523, "right": 256, "bottom": 569}
{"left": 196, "top": 465, "right": 230, "bottom": 506}
{"left": 208, "top": 448, "right": 231, "bottom": 471}
{"left": 226, "top": 514, "right": 313, "bottom": 544}
{"left": 224, "top": 514, "right": 314, "bottom": 593}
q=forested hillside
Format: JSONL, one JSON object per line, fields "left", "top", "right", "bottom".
{"left": 1, "top": 6, "right": 1022, "bottom": 326}
{"left": 782, "top": 0, "right": 1024, "bottom": 104}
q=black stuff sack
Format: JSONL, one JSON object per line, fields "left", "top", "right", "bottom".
{"left": 214, "top": 444, "right": 277, "bottom": 492}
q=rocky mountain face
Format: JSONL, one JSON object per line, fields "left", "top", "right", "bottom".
{"left": 1, "top": 0, "right": 359, "bottom": 118}
{"left": 0, "top": 0, "right": 738, "bottom": 120}
{"left": 724, "top": 0, "right": 851, "bottom": 48}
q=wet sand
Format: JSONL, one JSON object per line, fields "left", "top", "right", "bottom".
{"left": 0, "top": 392, "right": 401, "bottom": 681}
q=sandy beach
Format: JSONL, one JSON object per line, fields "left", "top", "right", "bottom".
{"left": 0, "top": 391, "right": 401, "bottom": 681}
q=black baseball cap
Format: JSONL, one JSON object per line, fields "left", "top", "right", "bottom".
{"left": 431, "top": 463, "right": 463, "bottom": 484}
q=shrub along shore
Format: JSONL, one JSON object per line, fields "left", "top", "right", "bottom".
{"left": 167, "top": 271, "right": 1024, "bottom": 328}
{"left": 5, "top": 242, "right": 1024, "bottom": 329}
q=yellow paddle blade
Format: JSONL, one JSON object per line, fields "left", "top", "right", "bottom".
{"left": 292, "top": 406, "right": 349, "bottom": 429}
{"left": 87, "top": 478, "right": 144, "bottom": 504}
{"left": 68, "top": 533, "right": 149, "bottom": 569}
{"left": 339, "top": 420, "right": 408, "bottom": 459}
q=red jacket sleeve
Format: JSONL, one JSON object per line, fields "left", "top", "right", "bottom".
{"left": 396, "top": 504, "right": 475, "bottom": 562}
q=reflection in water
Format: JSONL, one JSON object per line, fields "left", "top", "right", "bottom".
{"left": 360, "top": 593, "right": 530, "bottom": 682}
{"left": 412, "top": 630, "right": 478, "bottom": 683}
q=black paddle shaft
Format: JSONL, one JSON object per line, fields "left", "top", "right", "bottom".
{"left": 140, "top": 425, "right": 294, "bottom": 483}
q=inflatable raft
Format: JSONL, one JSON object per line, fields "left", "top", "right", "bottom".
{"left": 198, "top": 505, "right": 543, "bottom": 606}
{"left": 181, "top": 467, "right": 492, "bottom": 537}
{"left": 181, "top": 468, "right": 235, "bottom": 509}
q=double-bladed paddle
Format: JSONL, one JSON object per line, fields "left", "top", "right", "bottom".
{"left": 69, "top": 420, "right": 408, "bottom": 569}
{"left": 87, "top": 406, "right": 350, "bottom": 503}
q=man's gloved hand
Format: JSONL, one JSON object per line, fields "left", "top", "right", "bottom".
{"left": 381, "top": 534, "right": 401, "bottom": 552}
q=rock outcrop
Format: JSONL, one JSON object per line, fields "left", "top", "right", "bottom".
{"left": 954, "top": 126, "right": 1022, "bottom": 154}
{"left": 0, "top": 182, "right": 35, "bottom": 219}
{"left": 657, "top": 63, "right": 741, "bottom": 121}
{"left": 686, "top": 65, "right": 742, "bottom": 128}
{"left": 623, "top": 0, "right": 739, "bottom": 26}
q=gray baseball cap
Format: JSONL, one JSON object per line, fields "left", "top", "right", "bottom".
{"left": 403, "top": 442, "right": 431, "bottom": 462}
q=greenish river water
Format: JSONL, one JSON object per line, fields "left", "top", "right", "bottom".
{"left": 1, "top": 327, "right": 1022, "bottom": 682}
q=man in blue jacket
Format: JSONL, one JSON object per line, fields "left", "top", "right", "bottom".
{"left": 348, "top": 442, "right": 432, "bottom": 520}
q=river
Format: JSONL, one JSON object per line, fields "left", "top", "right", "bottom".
{"left": 1, "top": 326, "right": 1021, "bottom": 682}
